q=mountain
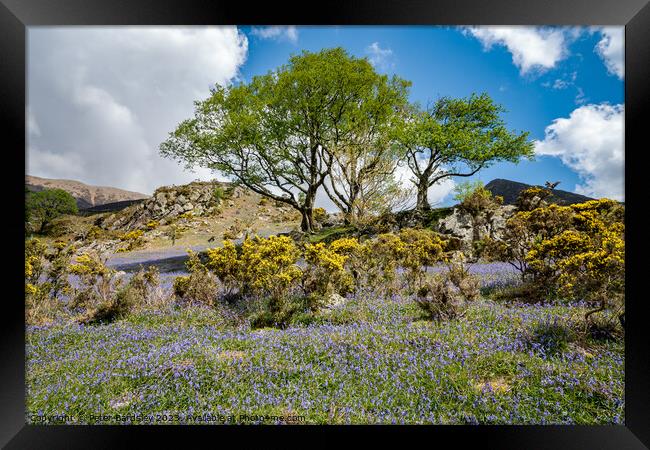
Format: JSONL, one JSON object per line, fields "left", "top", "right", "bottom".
{"left": 25, "top": 175, "right": 149, "bottom": 209}
{"left": 484, "top": 179, "right": 595, "bottom": 206}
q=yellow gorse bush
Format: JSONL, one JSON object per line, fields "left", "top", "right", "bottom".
{"left": 205, "top": 235, "right": 302, "bottom": 300}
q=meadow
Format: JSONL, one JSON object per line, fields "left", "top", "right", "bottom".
{"left": 26, "top": 262, "right": 624, "bottom": 425}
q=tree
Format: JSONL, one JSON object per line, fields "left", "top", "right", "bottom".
{"left": 161, "top": 47, "right": 410, "bottom": 233}
{"left": 26, "top": 188, "right": 78, "bottom": 233}
{"left": 395, "top": 93, "right": 534, "bottom": 211}
{"left": 321, "top": 69, "right": 411, "bottom": 224}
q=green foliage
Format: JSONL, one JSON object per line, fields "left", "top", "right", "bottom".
{"left": 160, "top": 47, "right": 411, "bottom": 232}
{"left": 26, "top": 188, "right": 79, "bottom": 233}
{"left": 395, "top": 93, "right": 534, "bottom": 210}
{"left": 483, "top": 198, "right": 625, "bottom": 326}
{"left": 173, "top": 251, "right": 219, "bottom": 306}
{"left": 213, "top": 186, "right": 225, "bottom": 204}
{"left": 25, "top": 238, "right": 76, "bottom": 325}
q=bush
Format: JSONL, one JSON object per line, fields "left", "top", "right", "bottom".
{"left": 173, "top": 251, "right": 219, "bottom": 306}
{"left": 414, "top": 255, "right": 479, "bottom": 321}
{"left": 117, "top": 230, "right": 145, "bottom": 252}
{"left": 213, "top": 186, "right": 225, "bottom": 204}
{"left": 398, "top": 228, "right": 446, "bottom": 291}
{"left": 313, "top": 207, "right": 328, "bottom": 224}
{"left": 516, "top": 186, "right": 552, "bottom": 211}
{"left": 446, "top": 253, "right": 480, "bottom": 301}
{"left": 25, "top": 238, "right": 76, "bottom": 325}
{"left": 415, "top": 275, "right": 462, "bottom": 321}
{"left": 69, "top": 253, "right": 122, "bottom": 312}
{"left": 206, "top": 235, "right": 302, "bottom": 306}
{"left": 302, "top": 238, "right": 359, "bottom": 309}
{"left": 525, "top": 318, "right": 575, "bottom": 356}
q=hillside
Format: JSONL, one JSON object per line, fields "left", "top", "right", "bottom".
{"left": 26, "top": 175, "right": 149, "bottom": 209}
{"left": 485, "top": 179, "right": 594, "bottom": 205}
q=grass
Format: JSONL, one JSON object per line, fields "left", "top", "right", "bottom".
{"left": 26, "top": 290, "right": 624, "bottom": 425}
{"left": 308, "top": 225, "right": 357, "bottom": 244}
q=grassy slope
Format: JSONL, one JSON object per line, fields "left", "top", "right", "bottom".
{"left": 26, "top": 294, "right": 623, "bottom": 425}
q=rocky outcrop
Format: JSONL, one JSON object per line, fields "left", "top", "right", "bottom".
{"left": 437, "top": 205, "right": 517, "bottom": 250}
{"left": 98, "top": 181, "right": 237, "bottom": 231}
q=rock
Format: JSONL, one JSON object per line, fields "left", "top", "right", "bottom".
{"left": 183, "top": 202, "right": 194, "bottom": 211}
{"left": 324, "top": 293, "right": 347, "bottom": 309}
{"left": 437, "top": 205, "right": 517, "bottom": 251}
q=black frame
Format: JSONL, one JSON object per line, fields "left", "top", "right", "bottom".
{"left": 2, "top": 1, "right": 648, "bottom": 448}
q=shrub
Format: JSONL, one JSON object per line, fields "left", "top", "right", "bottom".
{"left": 398, "top": 228, "right": 446, "bottom": 291}
{"left": 516, "top": 186, "right": 552, "bottom": 211}
{"left": 205, "top": 235, "right": 302, "bottom": 308}
{"left": 173, "top": 251, "right": 219, "bottom": 306}
{"left": 414, "top": 254, "right": 479, "bottom": 321}
{"left": 146, "top": 220, "right": 159, "bottom": 230}
{"left": 117, "top": 229, "right": 145, "bottom": 252}
{"left": 415, "top": 274, "right": 462, "bottom": 321}
{"left": 446, "top": 253, "right": 480, "bottom": 301}
{"left": 213, "top": 186, "right": 225, "bottom": 204}
{"left": 25, "top": 238, "right": 76, "bottom": 324}
{"left": 355, "top": 233, "right": 405, "bottom": 295}
{"left": 69, "top": 252, "right": 121, "bottom": 312}
{"left": 313, "top": 207, "right": 328, "bottom": 224}
{"left": 166, "top": 224, "right": 186, "bottom": 246}
{"left": 302, "top": 238, "right": 360, "bottom": 309}
{"left": 527, "top": 199, "right": 625, "bottom": 325}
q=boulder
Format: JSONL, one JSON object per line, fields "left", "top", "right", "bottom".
{"left": 324, "top": 293, "right": 347, "bottom": 309}
{"left": 437, "top": 205, "right": 517, "bottom": 251}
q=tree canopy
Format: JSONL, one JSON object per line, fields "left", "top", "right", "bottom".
{"left": 161, "top": 47, "right": 411, "bottom": 232}
{"left": 26, "top": 188, "right": 78, "bottom": 233}
{"left": 395, "top": 93, "right": 534, "bottom": 211}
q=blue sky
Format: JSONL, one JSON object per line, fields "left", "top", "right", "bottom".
{"left": 28, "top": 26, "right": 624, "bottom": 206}
{"left": 241, "top": 26, "right": 624, "bottom": 205}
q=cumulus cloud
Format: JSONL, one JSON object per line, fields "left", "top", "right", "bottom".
{"left": 250, "top": 26, "right": 298, "bottom": 43}
{"left": 595, "top": 27, "right": 624, "bottom": 79}
{"left": 27, "top": 27, "right": 248, "bottom": 194}
{"left": 534, "top": 103, "right": 624, "bottom": 200}
{"left": 366, "top": 42, "right": 394, "bottom": 71}
{"left": 463, "top": 26, "right": 571, "bottom": 75}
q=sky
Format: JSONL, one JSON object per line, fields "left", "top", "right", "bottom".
{"left": 27, "top": 26, "right": 624, "bottom": 209}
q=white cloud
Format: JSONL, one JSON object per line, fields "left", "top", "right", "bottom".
{"left": 27, "top": 27, "right": 248, "bottom": 194}
{"left": 463, "top": 26, "right": 570, "bottom": 75}
{"left": 366, "top": 42, "right": 394, "bottom": 71}
{"left": 595, "top": 27, "right": 624, "bottom": 79}
{"left": 250, "top": 26, "right": 298, "bottom": 43}
{"left": 534, "top": 103, "right": 624, "bottom": 200}
{"left": 27, "top": 109, "right": 40, "bottom": 136}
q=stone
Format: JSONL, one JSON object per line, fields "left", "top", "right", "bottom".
{"left": 324, "top": 293, "right": 347, "bottom": 309}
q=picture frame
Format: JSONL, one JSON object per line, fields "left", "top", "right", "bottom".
{"left": 2, "top": 0, "right": 648, "bottom": 447}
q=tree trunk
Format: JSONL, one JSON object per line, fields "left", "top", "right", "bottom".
{"left": 300, "top": 190, "right": 317, "bottom": 233}
{"left": 416, "top": 181, "right": 430, "bottom": 212}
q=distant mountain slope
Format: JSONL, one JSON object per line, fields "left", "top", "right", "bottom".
{"left": 80, "top": 199, "right": 147, "bottom": 215}
{"left": 485, "top": 179, "right": 594, "bottom": 205}
{"left": 26, "top": 175, "right": 149, "bottom": 209}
